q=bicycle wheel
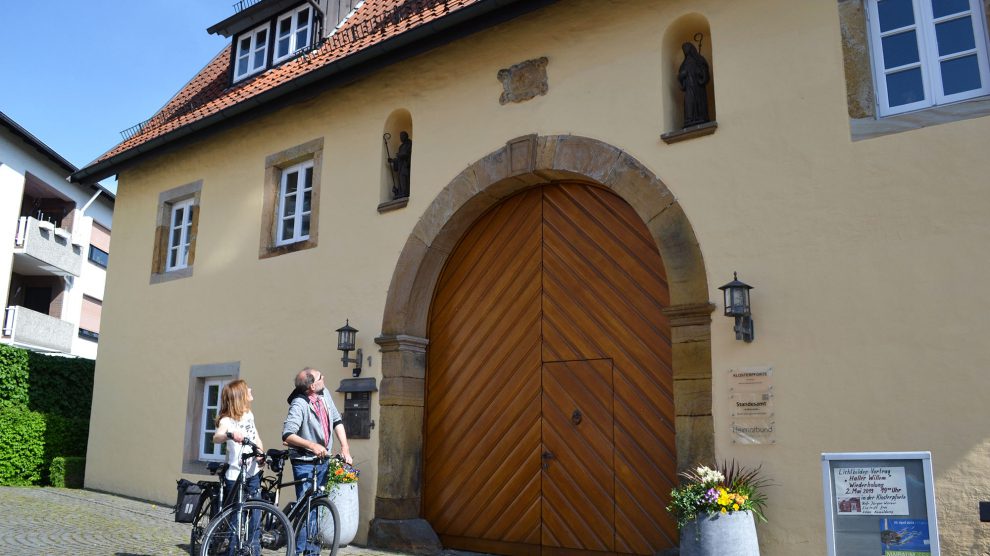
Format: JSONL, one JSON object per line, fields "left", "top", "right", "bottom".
{"left": 292, "top": 498, "right": 339, "bottom": 556}
{"left": 200, "top": 500, "right": 294, "bottom": 555}
{"left": 189, "top": 493, "right": 213, "bottom": 555}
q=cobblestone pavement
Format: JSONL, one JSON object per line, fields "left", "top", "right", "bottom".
{"left": 0, "top": 487, "right": 421, "bottom": 556}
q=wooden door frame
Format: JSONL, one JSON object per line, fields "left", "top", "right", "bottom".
{"left": 369, "top": 135, "right": 715, "bottom": 551}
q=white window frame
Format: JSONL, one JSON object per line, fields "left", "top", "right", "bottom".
{"left": 275, "top": 160, "right": 314, "bottom": 246}
{"left": 234, "top": 22, "right": 270, "bottom": 82}
{"left": 165, "top": 198, "right": 194, "bottom": 271}
{"left": 273, "top": 4, "right": 313, "bottom": 63}
{"left": 199, "top": 378, "right": 228, "bottom": 461}
{"left": 867, "top": 0, "right": 990, "bottom": 116}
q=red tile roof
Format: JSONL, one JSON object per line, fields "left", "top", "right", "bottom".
{"left": 90, "top": 0, "right": 485, "bottom": 171}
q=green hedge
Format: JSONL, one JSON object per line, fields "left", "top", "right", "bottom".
{"left": 0, "top": 345, "right": 30, "bottom": 409}
{"left": 50, "top": 456, "right": 86, "bottom": 488}
{"left": 0, "top": 347, "right": 94, "bottom": 486}
{"left": 27, "top": 352, "right": 95, "bottom": 420}
{"left": 0, "top": 407, "right": 45, "bottom": 486}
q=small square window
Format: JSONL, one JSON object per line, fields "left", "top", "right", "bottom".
{"left": 234, "top": 23, "right": 270, "bottom": 81}
{"left": 867, "top": 0, "right": 990, "bottom": 116}
{"left": 181, "top": 362, "right": 239, "bottom": 474}
{"left": 273, "top": 5, "right": 312, "bottom": 63}
{"left": 260, "top": 138, "right": 322, "bottom": 259}
{"left": 151, "top": 180, "right": 202, "bottom": 283}
{"left": 88, "top": 245, "right": 109, "bottom": 268}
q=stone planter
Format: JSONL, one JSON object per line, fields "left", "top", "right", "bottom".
{"left": 679, "top": 510, "right": 760, "bottom": 556}
{"left": 329, "top": 482, "right": 359, "bottom": 546}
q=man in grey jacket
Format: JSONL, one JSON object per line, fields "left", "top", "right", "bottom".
{"left": 282, "top": 367, "right": 352, "bottom": 554}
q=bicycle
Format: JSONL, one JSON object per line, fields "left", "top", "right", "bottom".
{"left": 259, "top": 449, "right": 341, "bottom": 556}
{"left": 199, "top": 438, "right": 295, "bottom": 555}
{"left": 187, "top": 460, "right": 228, "bottom": 555}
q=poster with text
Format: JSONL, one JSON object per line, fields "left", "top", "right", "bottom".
{"left": 833, "top": 466, "right": 909, "bottom": 515}
{"left": 881, "top": 518, "right": 931, "bottom": 555}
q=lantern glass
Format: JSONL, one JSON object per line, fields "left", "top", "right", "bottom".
{"left": 731, "top": 288, "right": 749, "bottom": 316}
{"left": 336, "top": 321, "right": 357, "bottom": 351}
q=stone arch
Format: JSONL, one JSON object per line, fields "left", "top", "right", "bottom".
{"left": 370, "top": 134, "right": 713, "bottom": 550}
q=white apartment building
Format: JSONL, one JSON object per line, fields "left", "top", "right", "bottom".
{"left": 0, "top": 110, "right": 113, "bottom": 359}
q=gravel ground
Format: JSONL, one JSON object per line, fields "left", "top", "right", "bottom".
{"left": 0, "top": 486, "right": 424, "bottom": 556}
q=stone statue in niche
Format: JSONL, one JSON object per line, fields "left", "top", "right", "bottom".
{"left": 388, "top": 131, "right": 412, "bottom": 199}
{"left": 678, "top": 41, "right": 711, "bottom": 128}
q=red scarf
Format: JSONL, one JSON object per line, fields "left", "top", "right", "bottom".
{"left": 308, "top": 391, "right": 330, "bottom": 445}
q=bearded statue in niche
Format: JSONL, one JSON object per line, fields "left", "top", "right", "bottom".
{"left": 678, "top": 42, "right": 711, "bottom": 128}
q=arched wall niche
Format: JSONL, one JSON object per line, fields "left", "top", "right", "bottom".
{"left": 380, "top": 109, "right": 413, "bottom": 206}
{"left": 661, "top": 13, "right": 716, "bottom": 132}
{"left": 368, "top": 134, "right": 715, "bottom": 551}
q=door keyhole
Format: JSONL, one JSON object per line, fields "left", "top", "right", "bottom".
{"left": 571, "top": 409, "right": 583, "bottom": 426}
{"left": 542, "top": 450, "right": 555, "bottom": 470}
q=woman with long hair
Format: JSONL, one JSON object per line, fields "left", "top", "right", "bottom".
{"left": 212, "top": 379, "right": 265, "bottom": 513}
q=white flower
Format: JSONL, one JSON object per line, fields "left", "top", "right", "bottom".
{"left": 695, "top": 466, "right": 724, "bottom": 484}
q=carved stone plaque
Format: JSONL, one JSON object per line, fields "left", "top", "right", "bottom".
{"left": 497, "top": 57, "right": 549, "bottom": 105}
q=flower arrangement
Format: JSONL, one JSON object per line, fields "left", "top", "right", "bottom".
{"left": 666, "top": 460, "right": 769, "bottom": 530}
{"left": 325, "top": 457, "right": 360, "bottom": 489}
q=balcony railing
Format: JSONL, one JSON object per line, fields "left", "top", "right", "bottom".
{"left": 2, "top": 306, "right": 74, "bottom": 353}
{"left": 12, "top": 216, "right": 82, "bottom": 277}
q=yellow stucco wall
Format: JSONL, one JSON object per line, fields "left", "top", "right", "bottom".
{"left": 87, "top": 0, "right": 990, "bottom": 552}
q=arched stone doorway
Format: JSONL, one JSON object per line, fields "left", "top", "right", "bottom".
{"left": 371, "top": 135, "right": 714, "bottom": 552}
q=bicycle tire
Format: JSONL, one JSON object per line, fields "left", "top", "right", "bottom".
{"left": 200, "top": 499, "right": 294, "bottom": 555}
{"left": 291, "top": 497, "right": 339, "bottom": 556}
{"left": 188, "top": 492, "right": 213, "bottom": 555}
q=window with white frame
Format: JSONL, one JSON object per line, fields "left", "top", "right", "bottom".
{"left": 199, "top": 378, "right": 228, "bottom": 461}
{"left": 276, "top": 160, "right": 314, "bottom": 246}
{"left": 166, "top": 198, "right": 194, "bottom": 271}
{"left": 235, "top": 23, "right": 270, "bottom": 81}
{"left": 867, "top": 0, "right": 990, "bottom": 116}
{"left": 274, "top": 5, "right": 313, "bottom": 63}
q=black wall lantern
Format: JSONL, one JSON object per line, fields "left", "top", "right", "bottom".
{"left": 718, "top": 272, "right": 754, "bottom": 342}
{"left": 336, "top": 320, "right": 363, "bottom": 377}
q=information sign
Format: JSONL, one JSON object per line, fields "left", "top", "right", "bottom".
{"left": 728, "top": 367, "right": 774, "bottom": 444}
{"left": 822, "top": 452, "right": 940, "bottom": 556}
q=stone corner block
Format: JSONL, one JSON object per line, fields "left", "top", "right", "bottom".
{"left": 368, "top": 518, "right": 442, "bottom": 555}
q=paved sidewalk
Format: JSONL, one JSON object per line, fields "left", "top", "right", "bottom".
{"left": 0, "top": 486, "right": 415, "bottom": 556}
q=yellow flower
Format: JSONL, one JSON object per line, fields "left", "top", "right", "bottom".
{"left": 335, "top": 468, "right": 345, "bottom": 476}
{"left": 732, "top": 503, "right": 739, "bottom": 511}
{"left": 720, "top": 507, "right": 727, "bottom": 514}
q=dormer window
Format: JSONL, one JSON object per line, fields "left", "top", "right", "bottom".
{"left": 274, "top": 5, "right": 313, "bottom": 63}
{"left": 235, "top": 23, "right": 270, "bottom": 81}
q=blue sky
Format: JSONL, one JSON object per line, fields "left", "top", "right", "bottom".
{"left": 0, "top": 1, "right": 238, "bottom": 191}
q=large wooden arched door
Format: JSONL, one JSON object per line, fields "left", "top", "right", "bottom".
{"left": 424, "top": 183, "right": 676, "bottom": 556}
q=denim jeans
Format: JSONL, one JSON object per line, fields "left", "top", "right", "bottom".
{"left": 223, "top": 470, "right": 263, "bottom": 556}
{"left": 291, "top": 459, "right": 329, "bottom": 555}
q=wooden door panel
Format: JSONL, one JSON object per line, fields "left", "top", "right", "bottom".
{"left": 426, "top": 183, "right": 676, "bottom": 555}
{"left": 541, "top": 359, "right": 615, "bottom": 552}
{"left": 425, "top": 188, "right": 543, "bottom": 545}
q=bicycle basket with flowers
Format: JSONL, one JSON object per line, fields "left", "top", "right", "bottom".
{"left": 666, "top": 461, "right": 769, "bottom": 530}
{"left": 325, "top": 457, "right": 360, "bottom": 489}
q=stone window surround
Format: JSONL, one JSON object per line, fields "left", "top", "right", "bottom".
{"left": 180, "top": 361, "right": 240, "bottom": 475}
{"left": 839, "top": 0, "right": 990, "bottom": 140}
{"left": 150, "top": 180, "right": 202, "bottom": 284}
{"left": 367, "top": 134, "right": 714, "bottom": 550}
{"left": 259, "top": 137, "right": 323, "bottom": 259}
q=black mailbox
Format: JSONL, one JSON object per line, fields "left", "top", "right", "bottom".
{"left": 336, "top": 377, "right": 377, "bottom": 439}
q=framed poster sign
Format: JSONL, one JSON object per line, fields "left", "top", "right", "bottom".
{"left": 821, "top": 452, "right": 940, "bottom": 556}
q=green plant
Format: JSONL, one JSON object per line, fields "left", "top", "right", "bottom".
{"left": 27, "top": 352, "right": 95, "bottom": 420}
{"left": 0, "top": 345, "right": 30, "bottom": 409}
{"left": 0, "top": 406, "right": 46, "bottom": 486}
{"left": 666, "top": 461, "right": 770, "bottom": 530}
{"left": 50, "top": 456, "right": 86, "bottom": 488}
{"left": 324, "top": 457, "right": 359, "bottom": 489}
